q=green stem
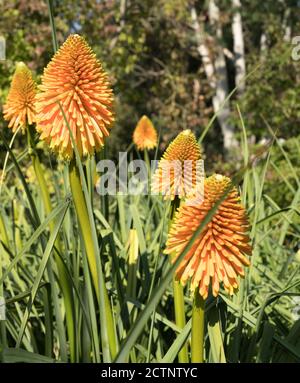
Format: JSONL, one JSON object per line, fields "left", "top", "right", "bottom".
{"left": 173, "top": 279, "right": 189, "bottom": 362}
{"left": 27, "top": 128, "right": 76, "bottom": 362}
{"left": 169, "top": 197, "right": 189, "bottom": 363}
{"left": 0, "top": 213, "right": 8, "bottom": 352}
{"left": 69, "top": 159, "right": 117, "bottom": 359}
{"left": 191, "top": 289, "right": 205, "bottom": 363}
{"left": 126, "top": 229, "right": 138, "bottom": 300}
{"left": 100, "top": 147, "right": 109, "bottom": 221}
{"left": 144, "top": 149, "right": 151, "bottom": 187}
{"left": 0, "top": 213, "right": 9, "bottom": 248}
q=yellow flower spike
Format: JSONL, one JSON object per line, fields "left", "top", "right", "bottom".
{"left": 133, "top": 115, "right": 157, "bottom": 150}
{"left": 165, "top": 174, "right": 252, "bottom": 300}
{"left": 3, "top": 62, "right": 37, "bottom": 133}
{"left": 152, "top": 129, "right": 202, "bottom": 200}
{"left": 36, "top": 34, "right": 114, "bottom": 160}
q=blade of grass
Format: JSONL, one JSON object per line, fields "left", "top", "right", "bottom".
{"left": 0, "top": 198, "right": 70, "bottom": 285}
{"left": 47, "top": 0, "right": 58, "bottom": 52}
{"left": 16, "top": 200, "right": 69, "bottom": 347}
{"left": 161, "top": 319, "right": 192, "bottom": 363}
{"left": 207, "top": 305, "right": 226, "bottom": 363}
{"left": 2, "top": 134, "right": 40, "bottom": 226}
{"left": 2, "top": 348, "right": 58, "bottom": 363}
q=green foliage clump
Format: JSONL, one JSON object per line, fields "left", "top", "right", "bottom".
{"left": 264, "top": 136, "right": 300, "bottom": 207}
{"left": 237, "top": 43, "right": 300, "bottom": 140}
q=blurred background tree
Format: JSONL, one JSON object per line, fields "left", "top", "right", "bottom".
{"left": 0, "top": 0, "right": 300, "bottom": 180}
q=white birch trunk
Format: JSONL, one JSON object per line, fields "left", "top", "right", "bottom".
{"left": 190, "top": 4, "right": 237, "bottom": 151}
{"left": 190, "top": 7, "right": 216, "bottom": 88}
{"left": 260, "top": 32, "right": 268, "bottom": 63}
{"left": 120, "top": 0, "right": 127, "bottom": 29}
{"left": 260, "top": 33, "right": 267, "bottom": 54}
{"left": 231, "top": 0, "right": 246, "bottom": 94}
{"left": 208, "top": 0, "right": 238, "bottom": 150}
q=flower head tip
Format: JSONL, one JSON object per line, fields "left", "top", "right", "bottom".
{"left": 133, "top": 115, "right": 157, "bottom": 151}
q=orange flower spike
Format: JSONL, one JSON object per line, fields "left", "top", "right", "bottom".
{"left": 3, "top": 62, "right": 37, "bottom": 133}
{"left": 133, "top": 115, "right": 158, "bottom": 150}
{"left": 36, "top": 34, "right": 114, "bottom": 160}
{"left": 164, "top": 174, "right": 252, "bottom": 299}
{"left": 152, "top": 129, "right": 202, "bottom": 200}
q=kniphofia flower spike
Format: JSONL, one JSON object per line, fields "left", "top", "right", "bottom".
{"left": 152, "top": 129, "right": 202, "bottom": 200}
{"left": 165, "top": 174, "right": 252, "bottom": 299}
{"left": 36, "top": 34, "right": 114, "bottom": 160}
{"left": 3, "top": 62, "right": 36, "bottom": 133}
{"left": 133, "top": 115, "right": 157, "bottom": 150}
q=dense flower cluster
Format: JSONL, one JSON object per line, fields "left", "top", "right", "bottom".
{"left": 36, "top": 34, "right": 114, "bottom": 159}
{"left": 3, "top": 62, "right": 37, "bottom": 133}
{"left": 152, "top": 130, "right": 202, "bottom": 200}
{"left": 165, "top": 174, "right": 252, "bottom": 299}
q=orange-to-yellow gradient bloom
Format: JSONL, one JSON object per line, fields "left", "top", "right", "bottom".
{"left": 164, "top": 174, "right": 252, "bottom": 299}
{"left": 152, "top": 129, "right": 202, "bottom": 200}
{"left": 3, "top": 62, "right": 36, "bottom": 133}
{"left": 36, "top": 34, "right": 114, "bottom": 159}
{"left": 133, "top": 115, "right": 157, "bottom": 150}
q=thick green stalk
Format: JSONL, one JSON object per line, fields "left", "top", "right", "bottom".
{"left": 191, "top": 289, "right": 205, "bottom": 363}
{"left": 68, "top": 160, "right": 117, "bottom": 358}
{"left": 169, "top": 197, "right": 189, "bottom": 363}
{"left": 173, "top": 280, "right": 189, "bottom": 361}
{"left": 28, "top": 129, "right": 76, "bottom": 362}
{"left": 126, "top": 229, "right": 138, "bottom": 300}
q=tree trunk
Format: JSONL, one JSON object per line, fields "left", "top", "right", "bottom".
{"left": 190, "top": 6, "right": 216, "bottom": 88}
{"left": 191, "top": 4, "right": 238, "bottom": 151}
{"left": 120, "top": 0, "right": 127, "bottom": 29}
{"left": 231, "top": 0, "right": 246, "bottom": 95}
{"left": 208, "top": 0, "right": 238, "bottom": 150}
{"left": 260, "top": 32, "right": 267, "bottom": 58}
